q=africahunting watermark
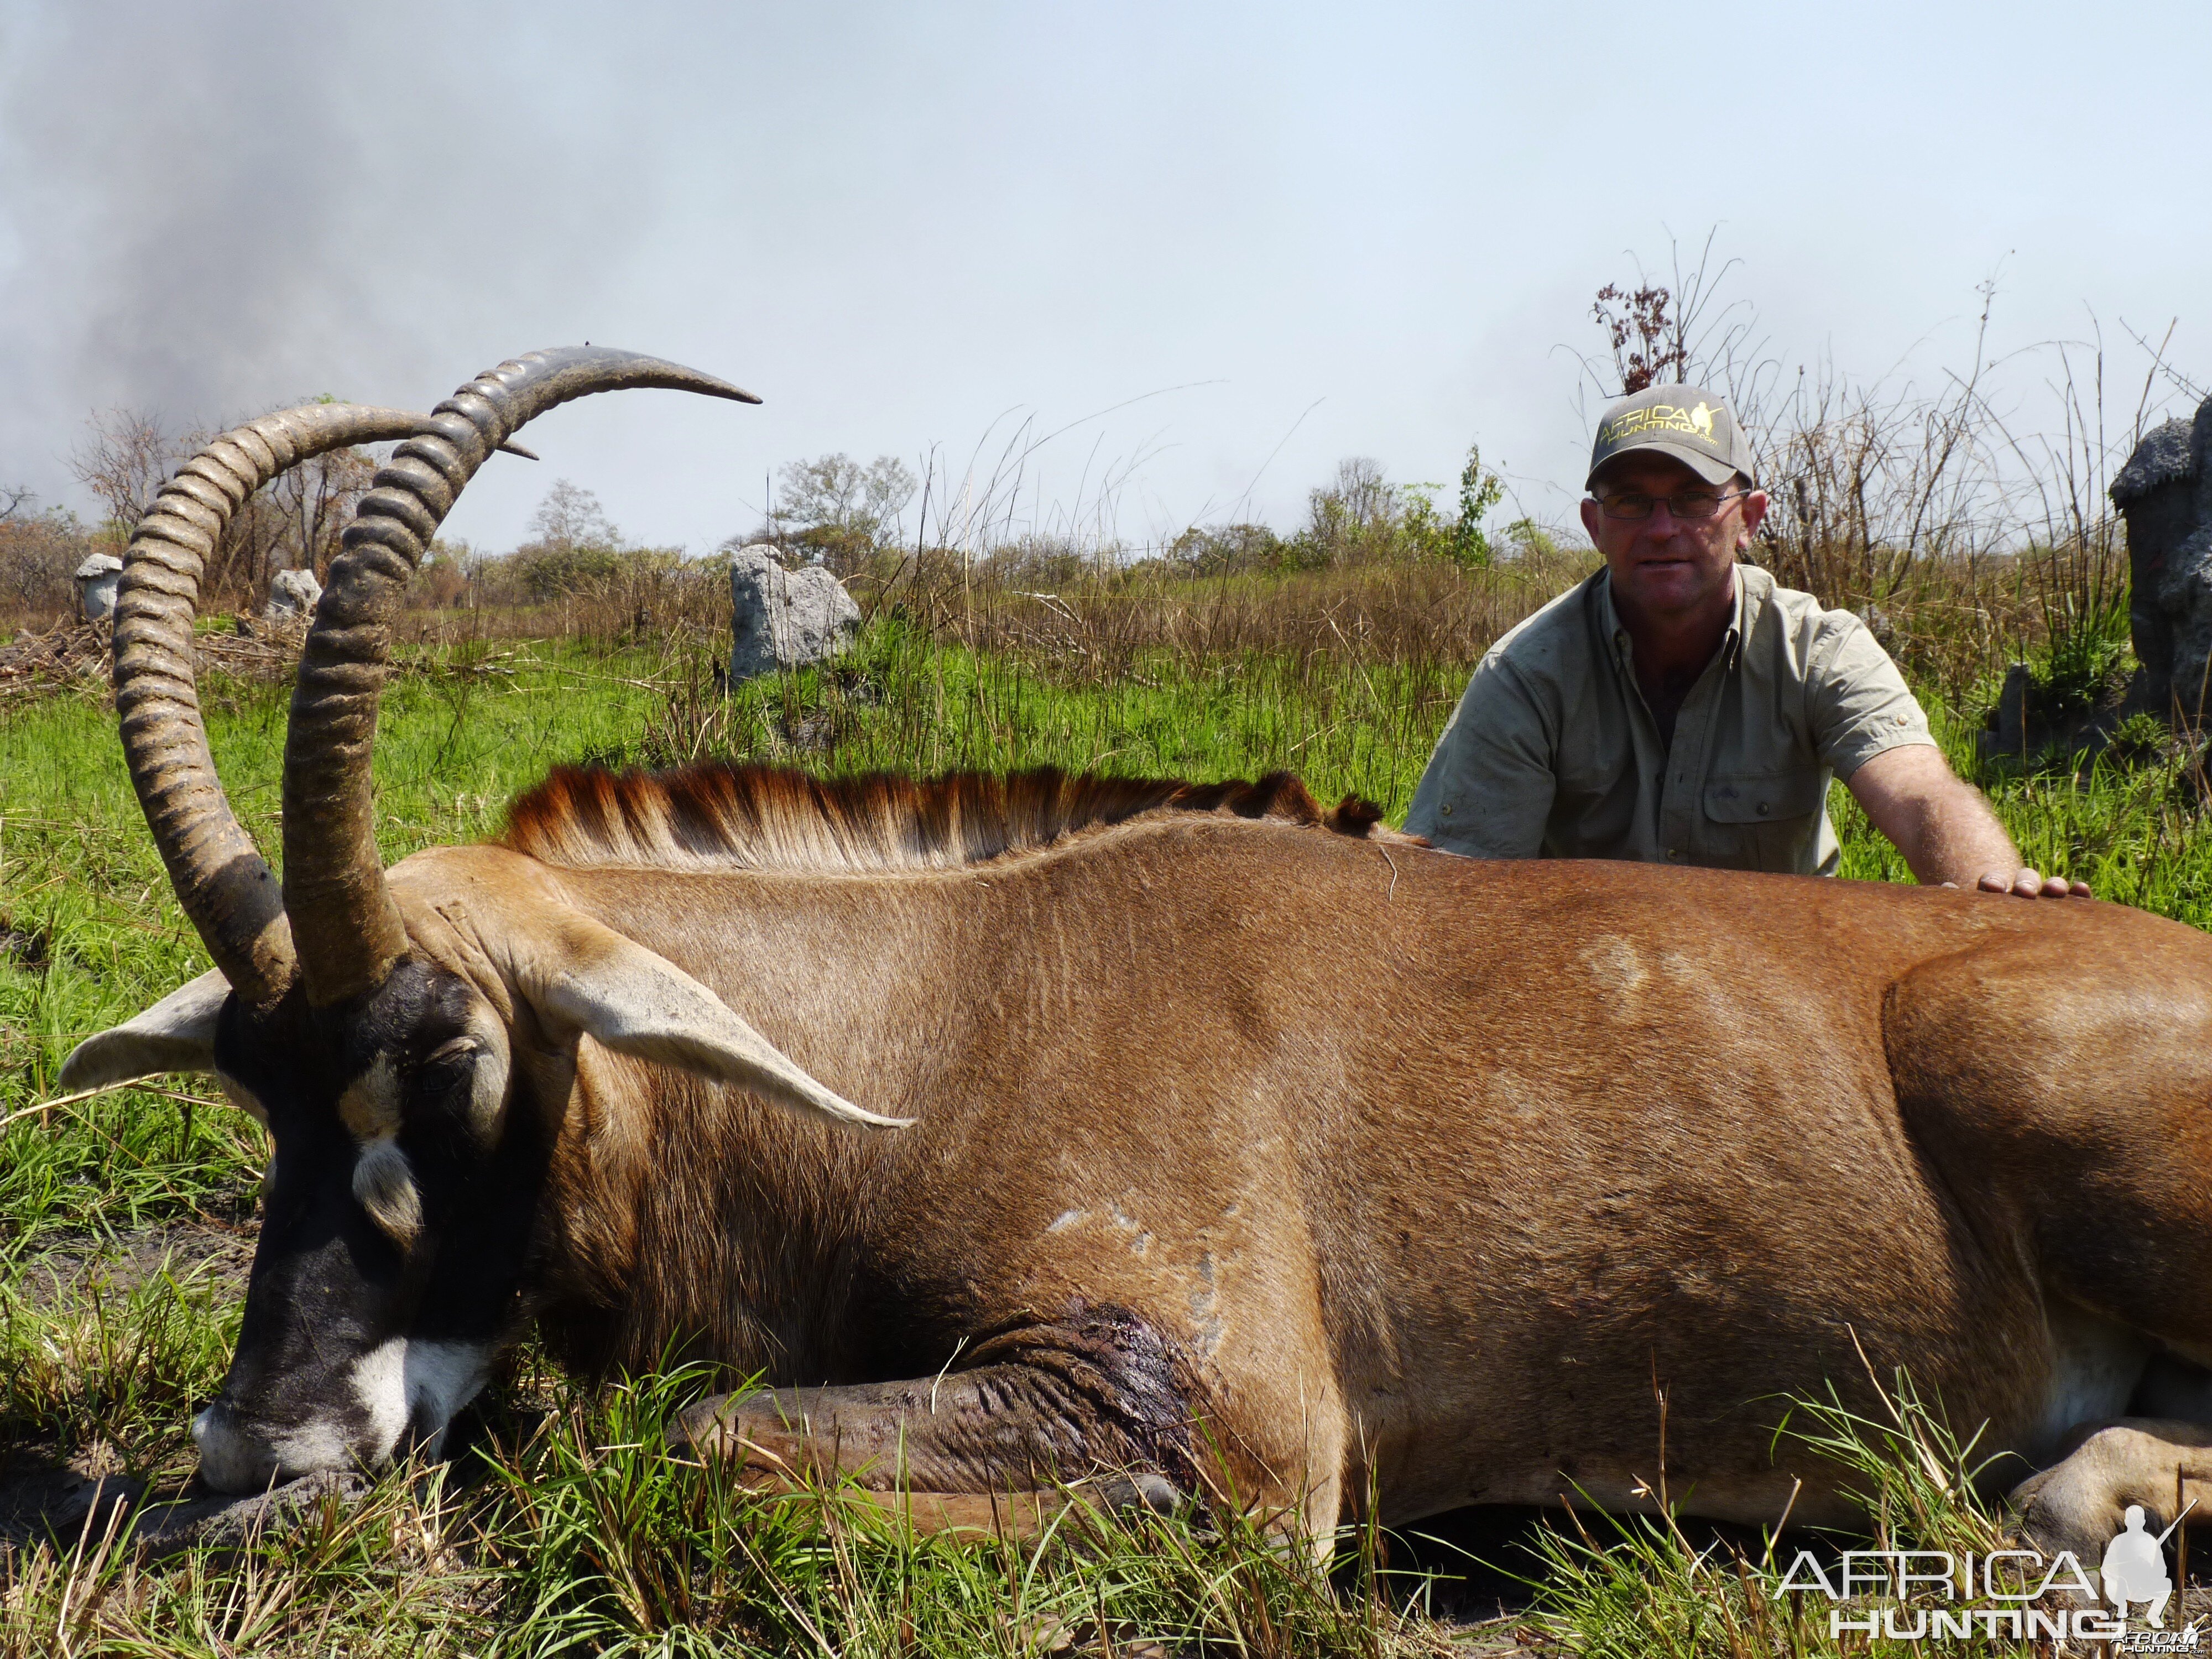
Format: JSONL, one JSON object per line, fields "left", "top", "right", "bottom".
{"left": 1776, "top": 1502, "right": 2199, "bottom": 1648}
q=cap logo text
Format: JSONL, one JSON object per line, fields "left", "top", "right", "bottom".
{"left": 1599, "top": 401, "right": 1721, "bottom": 448}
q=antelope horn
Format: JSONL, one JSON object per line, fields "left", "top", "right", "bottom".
{"left": 280, "top": 347, "right": 760, "bottom": 1005}
{"left": 113, "top": 404, "right": 457, "bottom": 1005}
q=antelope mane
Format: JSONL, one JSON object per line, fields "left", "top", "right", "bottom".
{"left": 498, "top": 764, "right": 1385, "bottom": 875}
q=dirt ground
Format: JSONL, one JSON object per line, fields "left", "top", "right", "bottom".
{"left": 0, "top": 1220, "right": 256, "bottom": 1551}
{"left": 9, "top": 1217, "right": 255, "bottom": 1312}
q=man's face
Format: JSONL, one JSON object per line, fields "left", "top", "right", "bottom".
{"left": 1577, "top": 456, "right": 1768, "bottom": 627}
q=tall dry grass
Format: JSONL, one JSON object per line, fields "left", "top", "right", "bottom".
{"left": 891, "top": 549, "right": 1596, "bottom": 674}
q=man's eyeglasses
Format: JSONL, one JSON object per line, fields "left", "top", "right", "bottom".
{"left": 1593, "top": 488, "right": 1749, "bottom": 522}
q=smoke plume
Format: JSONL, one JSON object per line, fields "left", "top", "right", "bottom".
{"left": 0, "top": 2, "right": 661, "bottom": 516}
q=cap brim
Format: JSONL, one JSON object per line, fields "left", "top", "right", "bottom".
{"left": 1585, "top": 440, "right": 1741, "bottom": 492}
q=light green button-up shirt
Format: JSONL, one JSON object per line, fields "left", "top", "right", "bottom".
{"left": 1402, "top": 564, "right": 1933, "bottom": 875}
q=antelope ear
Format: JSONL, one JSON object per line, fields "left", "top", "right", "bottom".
{"left": 518, "top": 912, "right": 909, "bottom": 1130}
{"left": 58, "top": 969, "right": 229, "bottom": 1091}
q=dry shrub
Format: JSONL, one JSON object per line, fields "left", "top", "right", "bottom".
{"left": 0, "top": 514, "right": 96, "bottom": 629}
{"left": 1738, "top": 332, "right": 2144, "bottom": 708}
{"left": 393, "top": 555, "right": 732, "bottom": 659}
{"left": 69, "top": 406, "right": 379, "bottom": 613}
{"left": 879, "top": 546, "right": 1597, "bottom": 686}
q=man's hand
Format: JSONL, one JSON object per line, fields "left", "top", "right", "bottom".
{"left": 1846, "top": 745, "right": 2093, "bottom": 898}
{"left": 1976, "top": 869, "right": 2093, "bottom": 900}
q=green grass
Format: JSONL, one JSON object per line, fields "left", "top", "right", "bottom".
{"left": 1512, "top": 1370, "right": 2132, "bottom": 1657}
{"left": 4, "top": 612, "right": 2211, "bottom": 1653}
{"left": 635, "top": 613, "right": 1466, "bottom": 810}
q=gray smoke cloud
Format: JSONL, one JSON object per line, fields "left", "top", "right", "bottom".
{"left": 3, "top": 1, "right": 2201, "bottom": 558}
{"left": 0, "top": 1, "right": 662, "bottom": 517}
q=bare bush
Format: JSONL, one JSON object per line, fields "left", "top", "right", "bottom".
{"left": 0, "top": 508, "right": 95, "bottom": 624}
{"left": 67, "top": 405, "right": 382, "bottom": 612}
{"left": 70, "top": 408, "right": 179, "bottom": 535}
{"left": 255, "top": 437, "right": 378, "bottom": 588}
{"left": 1583, "top": 231, "right": 1762, "bottom": 403}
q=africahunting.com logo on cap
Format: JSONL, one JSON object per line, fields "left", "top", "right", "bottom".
{"left": 1595, "top": 398, "right": 1719, "bottom": 448}
{"left": 1584, "top": 382, "right": 1758, "bottom": 488}
{"left": 1776, "top": 1501, "right": 2199, "bottom": 1648}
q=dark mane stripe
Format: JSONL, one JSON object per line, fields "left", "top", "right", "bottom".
{"left": 497, "top": 763, "right": 1385, "bottom": 874}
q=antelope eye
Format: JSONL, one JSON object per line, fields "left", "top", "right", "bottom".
{"left": 419, "top": 1037, "right": 480, "bottom": 1092}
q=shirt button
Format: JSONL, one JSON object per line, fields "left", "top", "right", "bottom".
{"left": 1757, "top": 802, "right": 1770, "bottom": 816}
{"left": 1441, "top": 803, "right": 1453, "bottom": 816}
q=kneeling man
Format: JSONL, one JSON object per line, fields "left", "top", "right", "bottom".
{"left": 1405, "top": 384, "right": 2086, "bottom": 898}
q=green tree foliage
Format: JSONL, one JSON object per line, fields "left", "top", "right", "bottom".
{"left": 1284, "top": 450, "right": 1510, "bottom": 571}
{"left": 1447, "top": 442, "right": 1506, "bottom": 567}
{"left": 1151, "top": 448, "right": 1516, "bottom": 577}
{"left": 1164, "top": 522, "right": 1288, "bottom": 575}
{"left": 511, "top": 478, "right": 627, "bottom": 599}
{"left": 763, "top": 452, "right": 917, "bottom": 572}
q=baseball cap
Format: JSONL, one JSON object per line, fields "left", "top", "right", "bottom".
{"left": 1585, "top": 383, "right": 1758, "bottom": 491}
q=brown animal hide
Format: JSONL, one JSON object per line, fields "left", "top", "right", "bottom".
{"left": 359, "top": 762, "right": 2212, "bottom": 1545}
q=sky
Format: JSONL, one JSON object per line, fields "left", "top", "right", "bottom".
{"left": 0, "top": 0, "right": 2204, "bottom": 557}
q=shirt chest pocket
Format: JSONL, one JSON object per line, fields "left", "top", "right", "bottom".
{"left": 1700, "top": 767, "right": 1828, "bottom": 871}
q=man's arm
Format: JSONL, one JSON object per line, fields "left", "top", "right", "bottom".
{"left": 1402, "top": 658, "right": 1556, "bottom": 857}
{"left": 1845, "top": 744, "right": 2089, "bottom": 898}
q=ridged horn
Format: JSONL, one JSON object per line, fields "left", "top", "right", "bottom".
{"left": 113, "top": 404, "right": 456, "bottom": 1005}
{"left": 280, "top": 347, "right": 760, "bottom": 1006}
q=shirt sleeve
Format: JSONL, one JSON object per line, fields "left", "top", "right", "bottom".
{"left": 1806, "top": 617, "right": 1934, "bottom": 780}
{"left": 1402, "top": 655, "right": 1557, "bottom": 857}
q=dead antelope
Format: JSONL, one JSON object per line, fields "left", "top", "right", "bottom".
{"left": 64, "top": 347, "right": 2212, "bottom": 1563}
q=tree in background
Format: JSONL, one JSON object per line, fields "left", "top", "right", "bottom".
{"left": 528, "top": 477, "right": 621, "bottom": 552}
{"left": 262, "top": 410, "right": 378, "bottom": 586}
{"left": 1447, "top": 443, "right": 1506, "bottom": 567}
{"left": 1296, "top": 457, "right": 1400, "bottom": 566}
{"left": 66, "top": 403, "right": 378, "bottom": 608}
{"left": 0, "top": 489, "right": 91, "bottom": 617}
{"left": 71, "top": 409, "right": 179, "bottom": 540}
{"left": 511, "top": 479, "right": 627, "bottom": 600}
{"left": 757, "top": 453, "right": 917, "bottom": 573}
{"left": 415, "top": 538, "right": 478, "bottom": 609}
{"left": 1290, "top": 450, "right": 1510, "bottom": 571}
{"left": 1164, "top": 521, "right": 1288, "bottom": 576}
